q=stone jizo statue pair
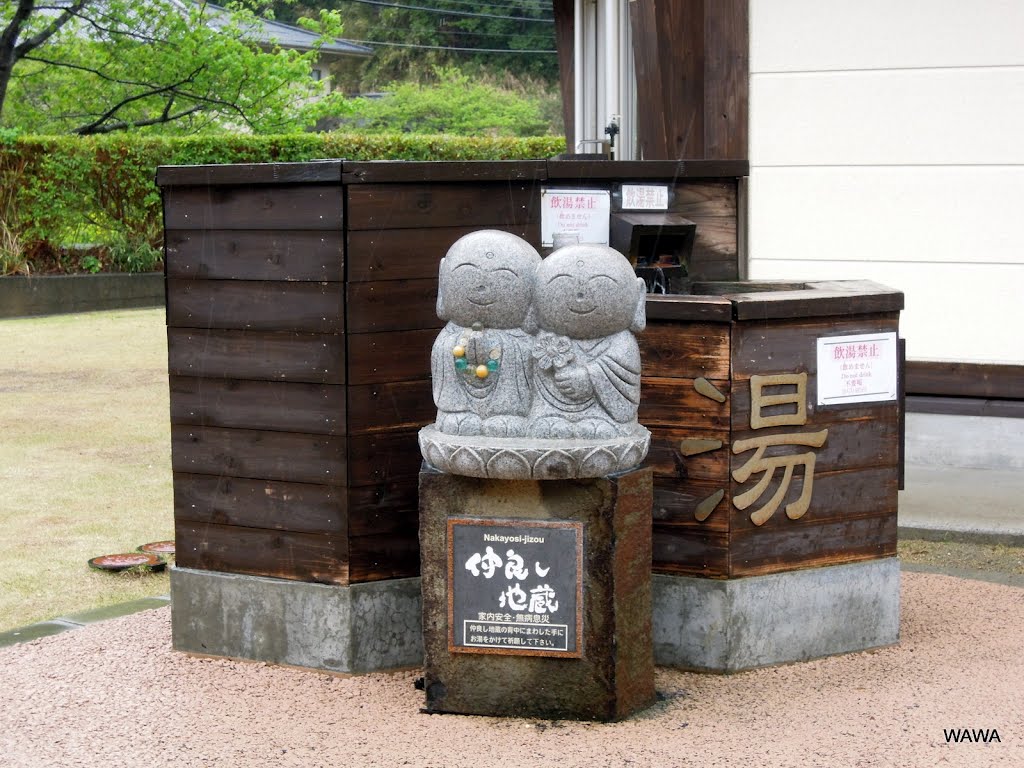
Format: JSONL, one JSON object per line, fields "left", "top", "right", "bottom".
{"left": 420, "top": 230, "right": 650, "bottom": 480}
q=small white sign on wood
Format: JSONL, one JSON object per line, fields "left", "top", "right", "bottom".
{"left": 816, "top": 332, "right": 899, "bottom": 406}
{"left": 540, "top": 188, "right": 611, "bottom": 247}
{"left": 620, "top": 184, "right": 669, "bottom": 211}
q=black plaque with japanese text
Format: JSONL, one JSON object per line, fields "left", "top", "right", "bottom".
{"left": 448, "top": 518, "right": 583, "bottom": 657}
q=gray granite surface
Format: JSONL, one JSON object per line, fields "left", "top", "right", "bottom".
{"left": 425, "top": 234, "right": 650, "bottom": 478}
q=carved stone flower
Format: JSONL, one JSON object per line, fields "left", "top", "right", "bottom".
{"left": 533, "top": 331, "right": 575, "bottom": 370}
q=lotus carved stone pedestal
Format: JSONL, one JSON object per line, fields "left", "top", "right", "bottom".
{"left": 418, "top": 424, "right": 651, "bottom": 480}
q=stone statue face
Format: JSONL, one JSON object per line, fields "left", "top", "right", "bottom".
{"left": 438, "top": 230, "right": 541, "bottom": 329}
{"left": 534, "top": 245, "right": 646, "bottom": 339}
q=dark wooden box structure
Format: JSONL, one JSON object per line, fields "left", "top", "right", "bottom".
{"left": 643, "top": 283, "right": 902, "bottom": 578}
{"left": 158, "top": 159, "right": 899, "bottom": 591}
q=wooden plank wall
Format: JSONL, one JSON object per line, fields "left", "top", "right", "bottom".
{"left": 162, "top": 162, "right": 746, "bottom": 587}
{"left": 341, "top": 169, "right": 740, "bottom": 581}
{"left": 543, "top": 173, "right": 741, "bottom": 283}
{"left": 343, "top": 178, "right": 542, "bottom": 582}
{"left": 727, "top": 313, "right": 901, "bottom": 576}
{"left": 639, "top": 319, "right": 733, "bottom": 577}
{"left": 164, "top": 182, "right": 352, "bottom": 585}
{"left": 629, "top": 0, "right": 749, "bottom": 160}
{"left": 669, "top": 181, "right": 739, "bottom": 281}
{"left": 642, "top": 304, "right": 900, "bottom": 578}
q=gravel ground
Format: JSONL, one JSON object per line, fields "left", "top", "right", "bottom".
{"left": 2, "top": 571, "right": 1022, "bottom": 767}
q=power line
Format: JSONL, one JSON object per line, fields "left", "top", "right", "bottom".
{"left": 393, "top": 0, "right": 553, "bottom": 13}
{"left": 358, "top": 25, "right": 554, "bottom": 40}
{"left": 348, "top": 38, "right": 556, "bottom": 53}
{"left": 342, "top": 0, "right": 554, "bottom": 15}
{"left": 339, "top": 0, "right": 554, "bottom": 24}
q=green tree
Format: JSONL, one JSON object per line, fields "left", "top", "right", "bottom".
{"left": 0, "top": 0, "right": 346, "bottom": 134}
{"left": 341, "top": 66, "right": 555, "bottom": 136}
{"left": 270, "top": 0, "right": 557, "bottom": 90}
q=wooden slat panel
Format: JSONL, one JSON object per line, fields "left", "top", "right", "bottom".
{"left": 342, "top": 160, "right": 546, "bottom": 184}
{"left": 346, "top": 279, "right": 442, "bottom": 334}
{"left": 167, "top": 328, "right": 345, "bottom": 384}
{"left": 639, "top": 377, "right": 731, "bottom": 430}
{"left": 668, "top": 182, "right": 738, "bottom": 219}
{"left": 689, "top": 257, "right": 741, "bottom": 282}
{"left": 563, "top": 179, "right": 737, "bottom": 216}
{"left": 173, "top": 473, "right": 346, "bottom": 535}
{"left": 347, "top": 380, "right": 434, "bottom": 434}
{"left": 347, "top": 483, "right": 419, "bottom": 537}
{"left": 645, "top": 426, "right": 730, "bottom": 480}
{"left": 346, "top": 183, "right": 537, "bottom": 231}
{"left": 906, "top": 360, "right": 1024, "bottom": 400}
{"left": 165, "top": 230, "right": 343, "bottom": 282}
{"left": 349, "top": 533, "right": 420, "bottom": 583}
{"left": 689, "top": 218, "right": 739, "bottom": 268}
{"left": 169, "top": 377, "right": 345, "bottom": 435}
{"left": 167, "top": 279, "right": 343, "bottom": 333}
{"left": 175, "top": 521, "right": 348, "bottom": 585}
{"left": 652, "top": 477, "right": 731, "bottom": 531}
{"left": 732, "top": 415, "right": 899, "bottom": 476}
{"left": 704, "top": 0, "right": 749, "bottom": 160}
{"left": 622, "top": 0, "right": 663, "bottom": 150}
{"left": 347, "top": 329, "right": 433, "bottom": 385}
{"left": 348, "top": 430, "right": 422, "bottom": 487}
{"left": 652, "top": 527, "right": 729, "bottom": 578}
{"left": 630, "top": 0, "right": 705, "bottom": 160}
{"left": 347, "top": 225, "right": 537, "bottom": 282}
{"left": 545, "top": 160, "right": 749, "bottom": 180}
{"left": 730, "top": 387, "right": 900, "bottom": 472}
{"left": 164, "top": 186, "right": 343, "bottom": 230}
{"left": 729, "top": 514, "right": 897, "bottom": 578}
{"left": 157, "top": 161, "right": 342, "bottom": 187}
{"left": 645, "top": 295, "right": 733, "bottom": 323}
{"left": 731, "top": 314, "right": 899, "bottom": 378}
{"left": 552, "top": 0, "right": 575, "bottom": 146}
{"left": 171, "top": 425, "right": 346, "bottom": 486}
{"left": 640, "top": 323, "right": 731, "bottom": 379}
{"left": 728, "top": 467, "right": 897, "bottom": 533}
{"left": 719, "top": 282, "right": 904, "bottom": 321}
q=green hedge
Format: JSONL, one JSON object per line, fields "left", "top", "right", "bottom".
{"left": 0, "top": 133, "right": 566, "bottom": 275}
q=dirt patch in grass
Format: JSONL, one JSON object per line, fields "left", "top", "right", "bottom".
{"left": 0, "top": 308, "right": 172, "bottom": 632}
{"left": 898, "top": 538, "right": 1024, "bottom": 576}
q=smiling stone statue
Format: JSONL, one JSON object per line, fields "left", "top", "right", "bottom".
{"left": 431, "top": 230, "right": 541, "bottom": 437}
{"left": 528, "top": 244, "right": 648, "bottom": 439}
{"left": 421, "top": 236, "right": 649, "bottom": 479}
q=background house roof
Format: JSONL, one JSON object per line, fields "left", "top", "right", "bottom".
{"left": 42, "top": 1, "right": 374, "bottom": 59}
{"left": 202, "top": 2, "right": 374, "bottom": 59}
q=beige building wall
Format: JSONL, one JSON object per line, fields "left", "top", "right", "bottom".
{"left": 747, "top": 0, "right": 1024, "bottom": 363}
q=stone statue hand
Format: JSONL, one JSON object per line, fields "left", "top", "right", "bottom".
{"left": 553, "top": 363, "right": 594, "bottom": 400}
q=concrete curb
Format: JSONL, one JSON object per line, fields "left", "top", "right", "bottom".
{"left": 898, "top": 525, "right": 1024, "bottom": 548}
{"left": 3, "top": 552, "right": 1022, "bottom": 651}
{"left": 900, "top": 563, "right": 1024, "bottom": 589}
{"left": 0, "top": 596, "right": 170, "bottom": 649}
{"left": 0, "top": 273, "right": 164, "bottom": 318}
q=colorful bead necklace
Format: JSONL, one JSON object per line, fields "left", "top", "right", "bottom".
{"left": 453, "top": 326, "right": 501, "bottom": 379}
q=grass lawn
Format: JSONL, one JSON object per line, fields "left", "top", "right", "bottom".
{"left": 0, "top": 308, "right": 172, "bottom": 632}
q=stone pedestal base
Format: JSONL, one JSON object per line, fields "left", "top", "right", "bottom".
{"left": 419, "top": 467, "right": 655, "bottom": 721}
{"left": 652, "top": 558, "right": 901, "bottom": 673}
{"left": 170, "top": 567, "right": 422, "bottom": 674}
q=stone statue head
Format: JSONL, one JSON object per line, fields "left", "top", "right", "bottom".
{"left": 532, "top": 244, "right": 647, "bottom": 339}
{"left": 437, "top": 230, "right": 542, "bottom": 329}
